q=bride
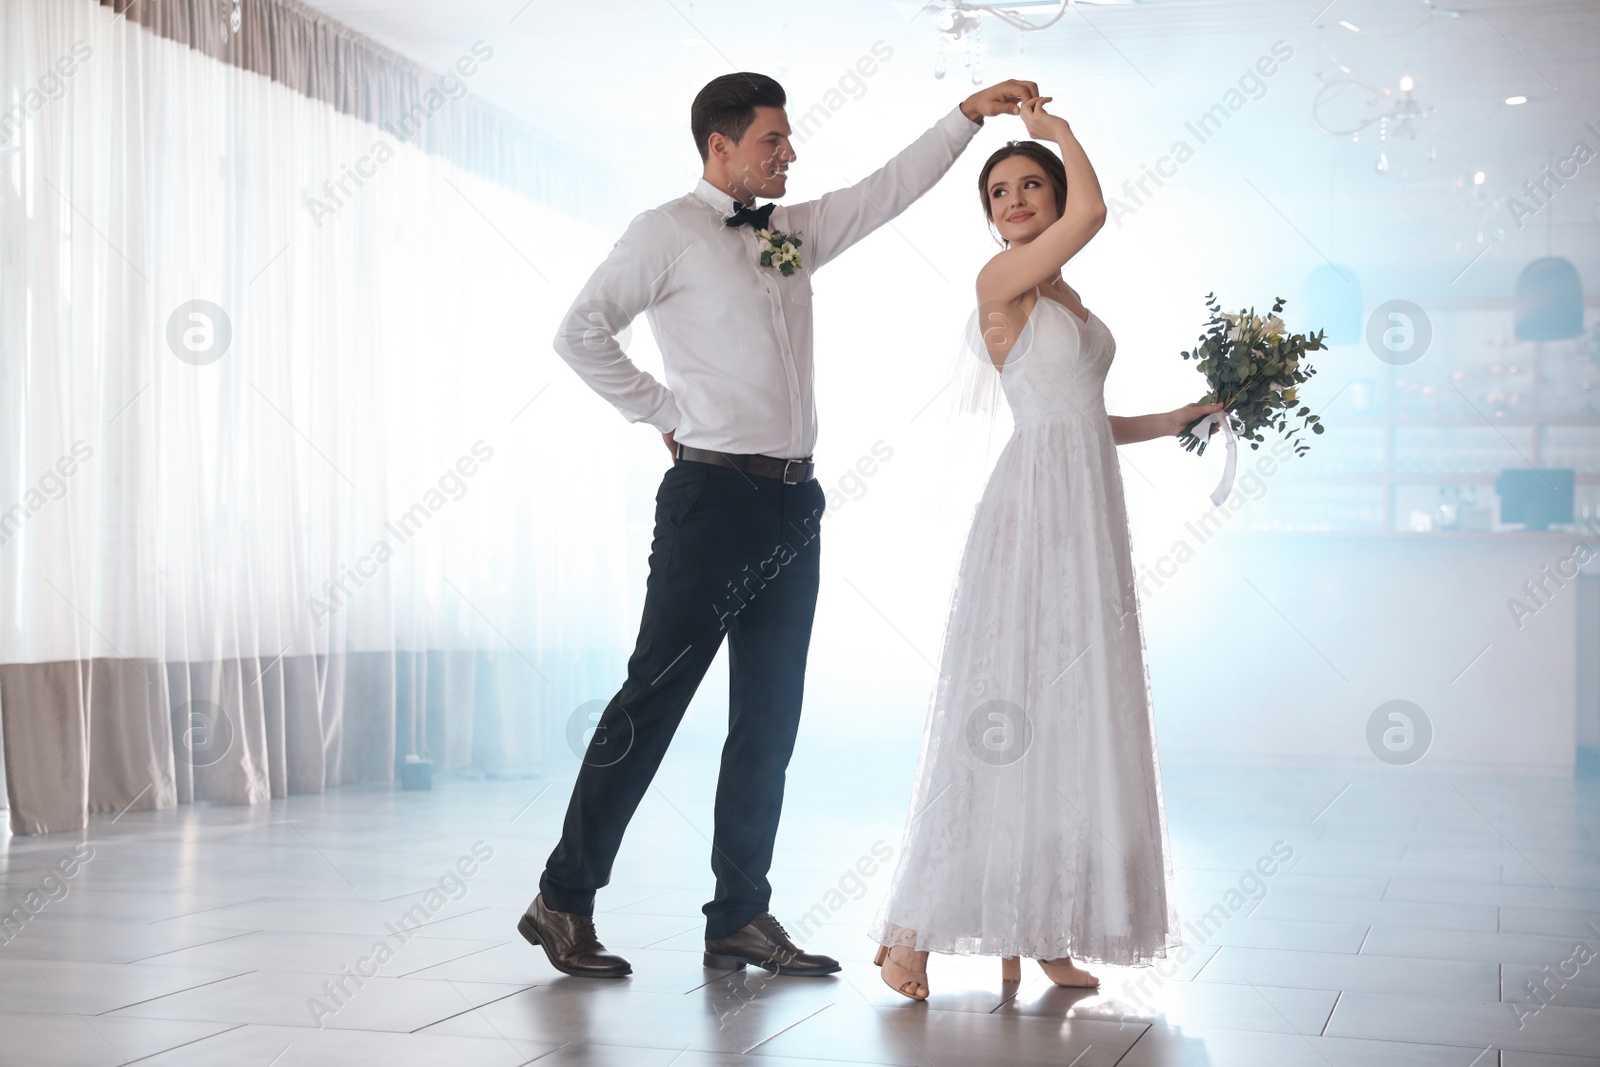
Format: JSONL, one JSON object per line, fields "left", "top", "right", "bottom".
{"left": 867, "top": 95, "right": 1219, "bottom": 999}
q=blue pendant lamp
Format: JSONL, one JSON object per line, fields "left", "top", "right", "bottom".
{"left": 1514, "top": 257, "right": 1584, "bottom": 341}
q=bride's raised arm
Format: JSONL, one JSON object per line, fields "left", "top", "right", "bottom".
{"left": 975, "top": 99, "right": 1106, "bottom": 305}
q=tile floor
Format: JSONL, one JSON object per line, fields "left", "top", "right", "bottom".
{"left": 2, "top": 744, "right": 1597, "bottom": 1066}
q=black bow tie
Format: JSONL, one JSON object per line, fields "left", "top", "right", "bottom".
{"left": 724, "top": 201, "right": 775, "bottom": 230}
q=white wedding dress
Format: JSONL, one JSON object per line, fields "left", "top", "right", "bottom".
{"left": 868, "top": 290, "right": 1180, "bottom": 965}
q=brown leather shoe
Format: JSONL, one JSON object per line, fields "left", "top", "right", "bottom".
{"left": 703, "top": 913, "right": 841, "bottom": 976}
{"left": 517, "top": 894, "right": 631, "bottom": 978}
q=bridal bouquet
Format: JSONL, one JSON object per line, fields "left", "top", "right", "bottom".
{"left": 1178, "top": 294, "right": 1327, "bottom": 505}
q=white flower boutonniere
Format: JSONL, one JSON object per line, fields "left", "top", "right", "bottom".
{"left": 754, "top": 227, "right": 804, "bottom": 276}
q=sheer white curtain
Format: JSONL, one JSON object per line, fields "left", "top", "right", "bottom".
{"left": 0, "top": 0, "right": 640, "bottom": 833}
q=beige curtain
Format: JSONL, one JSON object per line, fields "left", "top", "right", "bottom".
{"left": 95, "top": 0, "right": 614, "bottom": 223}
{"left": 1, "top": 0, "right": 642, "bottom": 833}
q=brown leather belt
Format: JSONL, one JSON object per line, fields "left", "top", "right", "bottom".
{"left": 675, "top": 444, "right": 814, "bottom": 484}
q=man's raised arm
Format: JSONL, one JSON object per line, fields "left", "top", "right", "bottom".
{"left": 552, "top": 207, "right": 683, "bottom": 434}
{"left": 792, "top": 79, "right": 1038, "bottom": 271}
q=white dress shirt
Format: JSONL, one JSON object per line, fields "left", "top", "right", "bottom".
{"left": 553, "top": 105, "right": 983, "bottom": 460}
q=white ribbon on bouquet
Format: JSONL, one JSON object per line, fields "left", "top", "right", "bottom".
{"left": 1187, "top": 409, "right": 1237, "bottom": 506}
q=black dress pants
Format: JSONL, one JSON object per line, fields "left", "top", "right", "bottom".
{"left": 540, "top": 458, "right": 825, "bottom": 939}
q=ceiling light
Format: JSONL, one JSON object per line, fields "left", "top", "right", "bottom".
{"left": 1338, "top": 20, "right": 1360, "bottom": 32}
{"left": 1515, "top": 258, "right": 1585, "bottom": 341}
{"left": 1505, "top": 95, "right": 1528, "bottom": 105}
{"left": 1399, "top": 74, "right": 1414, "bottom": 92}
{"left": 1474, "top": 171, "right": 1486, "bottom": 185}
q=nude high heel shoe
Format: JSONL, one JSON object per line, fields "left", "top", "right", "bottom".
{"left": 1001, "top": 956, "right": 1021, "bottom": 982}
{"left": 874, "top": 942, "right": 930, "bottom": 1001}
{"left": 1038, "top": 956, "right": 1099, "bottom": 987}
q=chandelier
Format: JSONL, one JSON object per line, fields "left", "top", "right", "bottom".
{"left": 1312, "top": 71, "right": 1436, "bottom": 174}
{"left": 914, "top": 0, "right": 1072, "bottom": 83}
{"left": 1308, "top": 1, "right": 1460, "bottom": 173}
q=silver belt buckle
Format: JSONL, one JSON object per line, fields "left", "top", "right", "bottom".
{"left": 782, "top": 459, "right": 804, "bottom": 484}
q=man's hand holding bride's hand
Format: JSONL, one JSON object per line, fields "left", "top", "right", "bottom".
{"left": 960, "top": 80, "right": 1041, "bottom": 124}
{"left": 1168, "top": 401, "right": 1225, "bottom": 438}
{"left": 1017, "top": 95, "right": 1072, "bottom": 142}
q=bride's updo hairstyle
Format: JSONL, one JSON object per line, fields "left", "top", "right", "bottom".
{"left": 977, "top": 140, "right": 1068, "bottom": 247}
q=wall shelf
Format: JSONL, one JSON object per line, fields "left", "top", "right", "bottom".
{"left": 1253, "top": 299, "right": 1600, "bottom": 534}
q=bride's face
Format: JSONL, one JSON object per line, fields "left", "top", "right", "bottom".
{"left": 986, "top": 155, "right": 1059, "bottom": 246}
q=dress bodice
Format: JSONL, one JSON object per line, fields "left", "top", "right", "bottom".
{"left": 999, "top": 290, "right": 1117, "bottom": 426}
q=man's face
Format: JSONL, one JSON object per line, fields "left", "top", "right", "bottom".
{"left": 718, "top": 105, "right": 796, "bottom": 201}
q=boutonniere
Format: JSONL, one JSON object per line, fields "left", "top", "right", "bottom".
{"left": 754, "top": 227, "right": 804, "bottom": 276}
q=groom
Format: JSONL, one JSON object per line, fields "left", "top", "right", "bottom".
{"left": 525, "top": 71, "right": 1036, "bottom": 977}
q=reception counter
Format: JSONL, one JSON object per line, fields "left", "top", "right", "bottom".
{"left": 1141, "top": 529, "right": 1598, "bottom": 775}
